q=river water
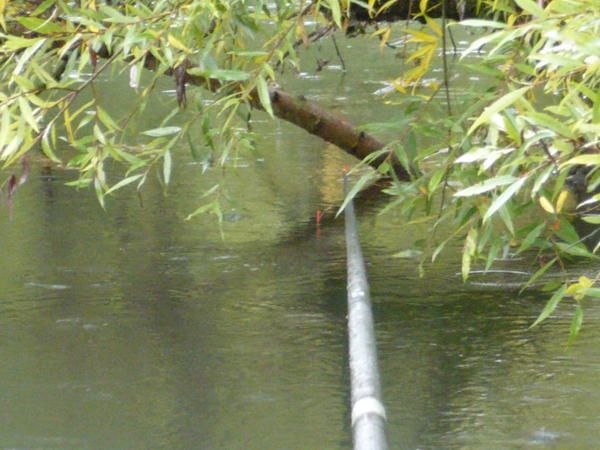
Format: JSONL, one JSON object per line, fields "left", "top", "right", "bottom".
{"left": 1, "top": 29, "right": 599, "bottom": 450}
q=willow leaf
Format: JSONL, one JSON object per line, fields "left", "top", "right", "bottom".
{"left": 256, "top": 75, "right": 273, "bottom": 118}
{"left": 468, "top": 87, "right": 529, "bottom": 135}
{"left": 454, "top": 175, "right": 517, "bottom": 197}
{"left": 530, "top": 284, "right": 567, "bottom": 328}
{"left": 483, "top": 176, "right": 527, "bottom": 222}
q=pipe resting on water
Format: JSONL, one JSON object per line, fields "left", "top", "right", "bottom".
{"left": 344, "top": 174, "right": 388, "bottom": 450}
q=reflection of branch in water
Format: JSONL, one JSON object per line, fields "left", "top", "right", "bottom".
{"left": 331, "top": 35, "right": 346, "bottom": 72}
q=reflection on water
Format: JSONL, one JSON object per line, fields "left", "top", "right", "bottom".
{"left": 1, "top": 27, "right": 600, "bottom": 450}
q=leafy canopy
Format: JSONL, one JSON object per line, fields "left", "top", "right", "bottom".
{"left": 1, "top": 0, "right": 599, "bottom": 336}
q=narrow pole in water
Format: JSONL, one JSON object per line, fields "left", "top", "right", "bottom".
{"left": 343, "top": 175, "right": 388, "bottom": 450}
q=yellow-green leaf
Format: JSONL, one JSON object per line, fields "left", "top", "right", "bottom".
{"left": 167, "top": 34, "right": 192, "bottom": 54}
{"left": 561, "top": 154, "right": 600, "bottom": 168}
{"left": 579, "top": 276, "right": 593, "bottom": 289}
{"left": 581, "top": 215, "right": 600, "bottom": 224}
{"left": 0, "top": 0, "right": 6, "bottom": 31}
{"left": 556, "top": 190, "right": 569, "bottom": 213}
{"left": 425, "top": 16, "right": 442, "bottom": 37}
{"left": 539, "top": 196, "right": 555, "bottom": 214}
{"left": 406, "top": 29, "right": 438, "bottom": 43}
{"left": 17, "top": 16, "right": 63, "bottom": 34}
{"left": 327, "top": 0, "right": 342, "bottom": 28}
{"left": 468, "top": 87, "right": 529, "bottom": 135}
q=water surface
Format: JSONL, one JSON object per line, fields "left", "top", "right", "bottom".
{"left": 1, "top": 27, "right": 599, "bottom": 450}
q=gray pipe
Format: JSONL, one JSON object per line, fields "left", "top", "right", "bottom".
{"left": 344, "top": 175, "right": 388, "bottom": 450}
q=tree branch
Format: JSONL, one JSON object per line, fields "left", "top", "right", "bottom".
{"left": 142, "top": 54, "right": 410, "bottom": 180}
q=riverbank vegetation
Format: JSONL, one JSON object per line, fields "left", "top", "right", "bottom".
{"left": 0, "top": 0, "right": 598, "bottom": 337}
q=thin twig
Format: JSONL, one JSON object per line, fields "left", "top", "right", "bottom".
{"left": 331, "top": 34, "right": 346, "bottom": 71}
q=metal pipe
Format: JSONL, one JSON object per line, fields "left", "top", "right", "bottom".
{"left": 344, "top": 175, "right": 388, "bottom": 450}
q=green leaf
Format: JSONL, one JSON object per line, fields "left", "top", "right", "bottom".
{"left": 163, "top": 150, "right": 172, "bottom": 185}
{"left": 462, "top": 63, "right": 504, "bottom": 79}
{"left": 526, "top": 111, "right": 574, "bottom": 139}
{"left": 94, "top": 176, "right": 105, "bottom": 210}
{"left": 18, "top": 97, "right": 38, "bottom": 132}
{"left": 337, "top": 172, "right": 376, "bottom": 218}
{"left": 483, "top": 176, "right": 527, "bottom": 222}
{"left": 462, "top": 227, "right": 478, "bottom": 281}
{"left": 555, "top": 242, "right": 599, "bottom": 259}
{"left": 214, "top": 70, "right": 251, "bottom": 81}
{"left": 392, "top": 249, "right": 423, "bottom": 258}
{"left": 187, "top": 133, "right": 202, "bottom": 161}
{"left": 432, "top": 240, "right": 448, "bottom": 262}
{"left": 41, "top": 131, "right": 61, "bottom": 163}
{"left": 568, "top": 305, "right": 583, "bottom": 344}
{"left": 521, "top": 256, "right": 557, "bottom": 292}
{"left": 96, "top": 106, "right": 119, "bottom": 131}
{"left": 582, "top": 287, "right": 600, "bottom": 298}
{"left": 15, "top": 39, "right": 48, "bottom": 77}
{"left": 468, "top": 87, "right": 529, "bottom": 135}
{"left": 188, "top": 68, "right": 251, "bottom": 81}
{"left": 514, "top": 0, "right": 544, "bottom": 17}
{"left": 427, "top": 168, "right": 445, "bottom": 195}
{"left": 462, "top": 32, "right": 502, "bottom": 58}
{"left": 32, "top": 0, "right": 57, "bottom": 16}
{"left": 530, "top": 284, "right": 567, "bottom": 328}
{"left": 186, "top": 201, "right": 215, "bottom": 220}
{"left": 485, "top": 239, "right": 501, "bottom": 271}
{"left": 105, "top": 174, "right": 143, "bottom": 195}
{"left": 454, "top": 175, "right": 517, "bottom": 197}
{"left": 555, "top": 217, "right": 580, "bottom": 244}
{"left": 256, "top": 75, "right": 273, "bottom": 118}
{"left": 17, "top": 17, "right": 63, "bottom": 34}
{"left": 581, "top": 215, "right": 600, "bottom": 224}
{"left": 327, "top": 0, "right": 342, "bottom": 28}
{"left": 142, "top": 126, "right": 181, "bottom": 137}
{"left": 560, "top": 154, "right": 600, "bottom": 168}
{"left": 65, "top": 178, "right": 92, "bottom": 188}
{"left": 99, "top": 5, "right": 138, "bottom": 23}
{"left": 497, "top": 204, "right": 515, "bottom": 236}
{"left": 518, "top": 223, "right": 546, "bottom": 254}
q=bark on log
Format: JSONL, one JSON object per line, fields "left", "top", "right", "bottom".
{"left": 252, "top": 89, "right": 407, "bottom": 179}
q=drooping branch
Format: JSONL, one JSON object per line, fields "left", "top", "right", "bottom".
{"left": 257, "top": 89, "right": 401, "bottom": 175}
{"left": 7, "top": 14, "right": 412, "bottom": 180}
{"left": 143, "top": 56, "right": 410, "bottom": 180}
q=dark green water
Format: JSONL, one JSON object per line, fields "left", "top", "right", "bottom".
{"left": 1, "top": 29, "right": 599, "bottom": 449}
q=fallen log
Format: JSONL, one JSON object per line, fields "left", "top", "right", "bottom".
{"left": 142, "top": 55, "right": 411, "bottom": 180}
